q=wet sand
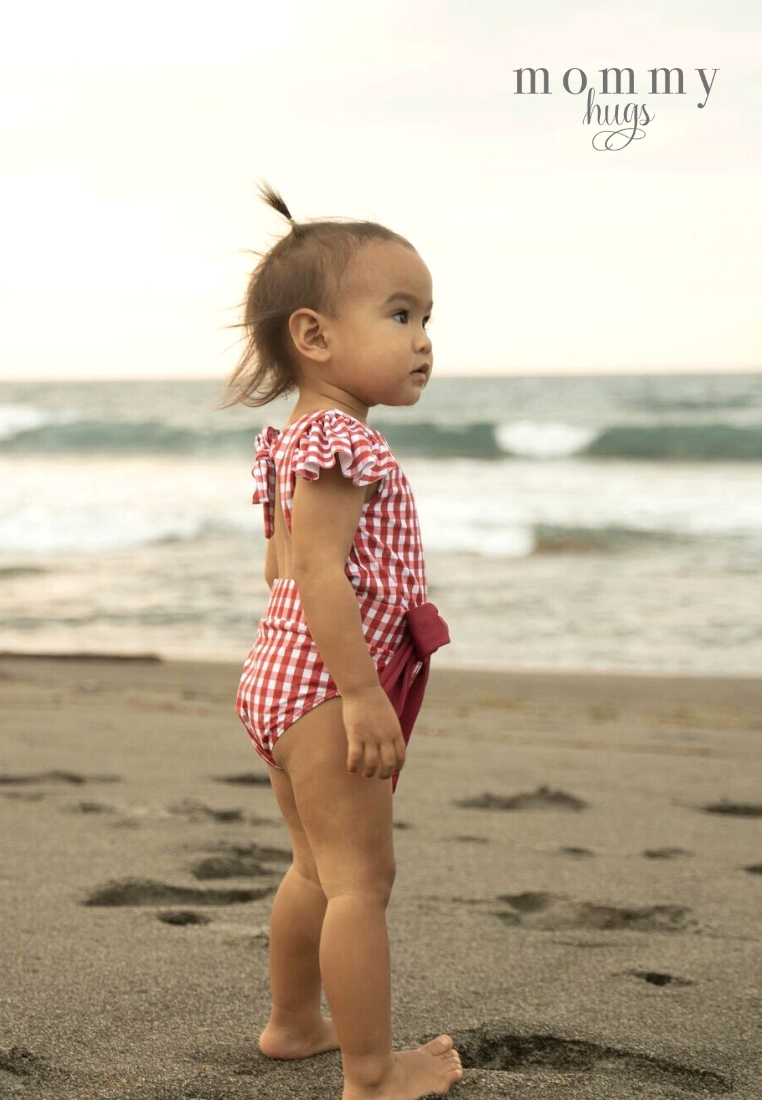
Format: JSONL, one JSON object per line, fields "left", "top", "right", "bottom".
{"left": 1, "top": 653, "right": 761, "bottom": 1099}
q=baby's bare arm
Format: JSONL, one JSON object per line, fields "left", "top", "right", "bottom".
{"left": 291, "top": 462, "right": 406, "bottom": 779}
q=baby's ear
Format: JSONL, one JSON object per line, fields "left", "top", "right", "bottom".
{"left": 288, "top": 308, "right": 329, "bottom": 360}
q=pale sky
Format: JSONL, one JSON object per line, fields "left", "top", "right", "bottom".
{"left": 1, "top": 0, "right": 760, "bottom": 380}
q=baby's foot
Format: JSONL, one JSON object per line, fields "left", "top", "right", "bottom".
{"left": 342, "top": 1034, "right": 463, "bottom": 1100}
{"left": 258, "top": 1013, "right": 339, "bottom": 1059}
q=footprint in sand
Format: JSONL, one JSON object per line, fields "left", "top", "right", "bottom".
{"left": 157, "top": 910, "right": 212, "bottom": 926}
{"left": 190, "top": 842, "right": 291, "bottom": 880}
{"left": 642, "top": 847, "right": 691, "bottom": 859}
{"left": 441, "top": 1022, "right": 731, "bottom": 1094}
{"left": 454, "top": 786, "right": 589, "bottom": 811}
{"left": 701, "top": 798, "right": 762, "bottom": 817}
{"left": 168, "top": 799, "right": 247, "bottom": 823}
{"left": 0, "top": 1046, "right": 62, "bottom": 1092}
{"left": 620, "top": 968, "right": 694, "bottom": 987}
{"left": 492, "top": 892, "right": 699, "bottom": 933}
{"left": 0, "top": 770, "right": 121, "bottom": 786}
{"left": 98, "top": 799, "right": 268, "bottom": 827}
{"left": 83, "top": 879, "right": 273, "bottom": 907}
{"left": 66, "top": 800, "right": 117, "bottom": 814}
{"left": 213, "top": 772, "right": 271, "bottom": 787}
{"left": 447, "top": 891, "right": 699, "bottom": 934}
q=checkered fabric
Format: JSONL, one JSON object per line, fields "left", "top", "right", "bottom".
{"left": 236, "top": 408, "right": 428, "bottom": 770}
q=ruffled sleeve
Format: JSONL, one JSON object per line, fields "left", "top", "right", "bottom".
{"left": 250, "top": 425, "right": 280, "bottom": 538}
{"left": 290, "top": 410, "right": 396, "bottom": 487}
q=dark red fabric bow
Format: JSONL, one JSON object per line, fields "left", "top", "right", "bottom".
{"left": 377, "top": 602, "right": 451, "bottom": 793}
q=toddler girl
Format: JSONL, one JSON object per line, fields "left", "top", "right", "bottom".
{"left": 220, "top": 181, "right": 461, "bottom": 1100}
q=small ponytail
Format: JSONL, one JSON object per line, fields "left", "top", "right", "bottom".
{"left": 255, "top": 179, "right": 300, "bottom": 233}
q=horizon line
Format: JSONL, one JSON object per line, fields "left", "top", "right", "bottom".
{"left": 1, "top": 365, "right": 760, "bottom": 383}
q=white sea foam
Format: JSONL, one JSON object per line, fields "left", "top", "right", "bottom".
{"left": 0, "top": 403, "right": 81, "bottom": 441}
{"left": 495, "top": 419, "right": 598, "bottom": 458}
{"left": 3, "top": 453, "right": 762, "bottom": 558}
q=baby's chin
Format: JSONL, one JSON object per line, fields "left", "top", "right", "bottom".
{"left": 388, "top": 392, "right": 425, "bottom": 408}
{"left": 365, "top": 390, "right": 425, "bottom": 409}
{"left": 397, "top": 382, "right": 430, "bottom": 407}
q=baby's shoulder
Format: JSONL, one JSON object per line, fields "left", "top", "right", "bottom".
{"left": 282, "top": 407, "right": 397, "bottom": 488}
{"left": 284, "top": 407, "right": 383, "bottom": 440}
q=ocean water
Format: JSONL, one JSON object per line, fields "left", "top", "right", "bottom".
{"left": 1, "top": 373, "right": 760, "bottom": 674}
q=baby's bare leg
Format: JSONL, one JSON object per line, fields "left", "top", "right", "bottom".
{"left": 274, "top": 698, "right": 462, "bottom": 1099}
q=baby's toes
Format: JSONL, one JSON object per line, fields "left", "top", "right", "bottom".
{"left": 446, "top": 1050, "right": 463, "bottom": 1075}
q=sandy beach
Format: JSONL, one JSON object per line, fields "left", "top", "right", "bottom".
{"left": 1, "top": 653, "right": 761, "bottom": 1099}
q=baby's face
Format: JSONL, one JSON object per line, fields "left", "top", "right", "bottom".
{"left": 328, "top": 241, "right": 434, "bottom": 407}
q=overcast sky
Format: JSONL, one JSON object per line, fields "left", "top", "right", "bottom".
{"left": 1, "top": 0, "right": 760, "bottom": 380}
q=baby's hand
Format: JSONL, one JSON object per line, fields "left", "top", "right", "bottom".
{"left": 341, "top": 686, "right": 406, "bottom": 780}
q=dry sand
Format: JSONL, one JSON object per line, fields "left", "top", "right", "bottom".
{"left": 1, "top": 653, "right": 761, "bottom": 1099}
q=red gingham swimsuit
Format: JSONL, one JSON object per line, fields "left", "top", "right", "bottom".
{"left": 236, "top": 408, "right": 428, "bottom": 771}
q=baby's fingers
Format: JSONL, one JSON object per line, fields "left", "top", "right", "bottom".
{"left": 346, "top": 736, "right": 366, "bottom": 775}
{"left": 361, "top": 744, "right": 381, "bottom": 778}
{"left": 377, "top": 738, "right": 398, "bottom": 780}
{"left": 346, "top": 731, "right": 404, "bottom": 780}
{"left": 346, "top": 736, "right": 380, "bottom": 778}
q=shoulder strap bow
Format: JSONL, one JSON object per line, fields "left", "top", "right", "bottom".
{"left": 251, "top": 426, "right": 280, "bottom": 538}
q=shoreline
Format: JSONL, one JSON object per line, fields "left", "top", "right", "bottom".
{"left": 1, "top": 647, "right": 760, "bottom": 684}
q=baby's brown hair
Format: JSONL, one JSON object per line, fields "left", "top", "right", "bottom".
{"left": 218, "top": 181, "right": 415, "bottom": 409}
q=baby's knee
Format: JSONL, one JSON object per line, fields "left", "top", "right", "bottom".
{"left": 321, "top": 859, "right": 396, "bottom": 903}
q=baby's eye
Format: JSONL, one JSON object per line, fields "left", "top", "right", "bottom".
{"left": 393, "top": 309, "right": 432, "bottom": 329}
